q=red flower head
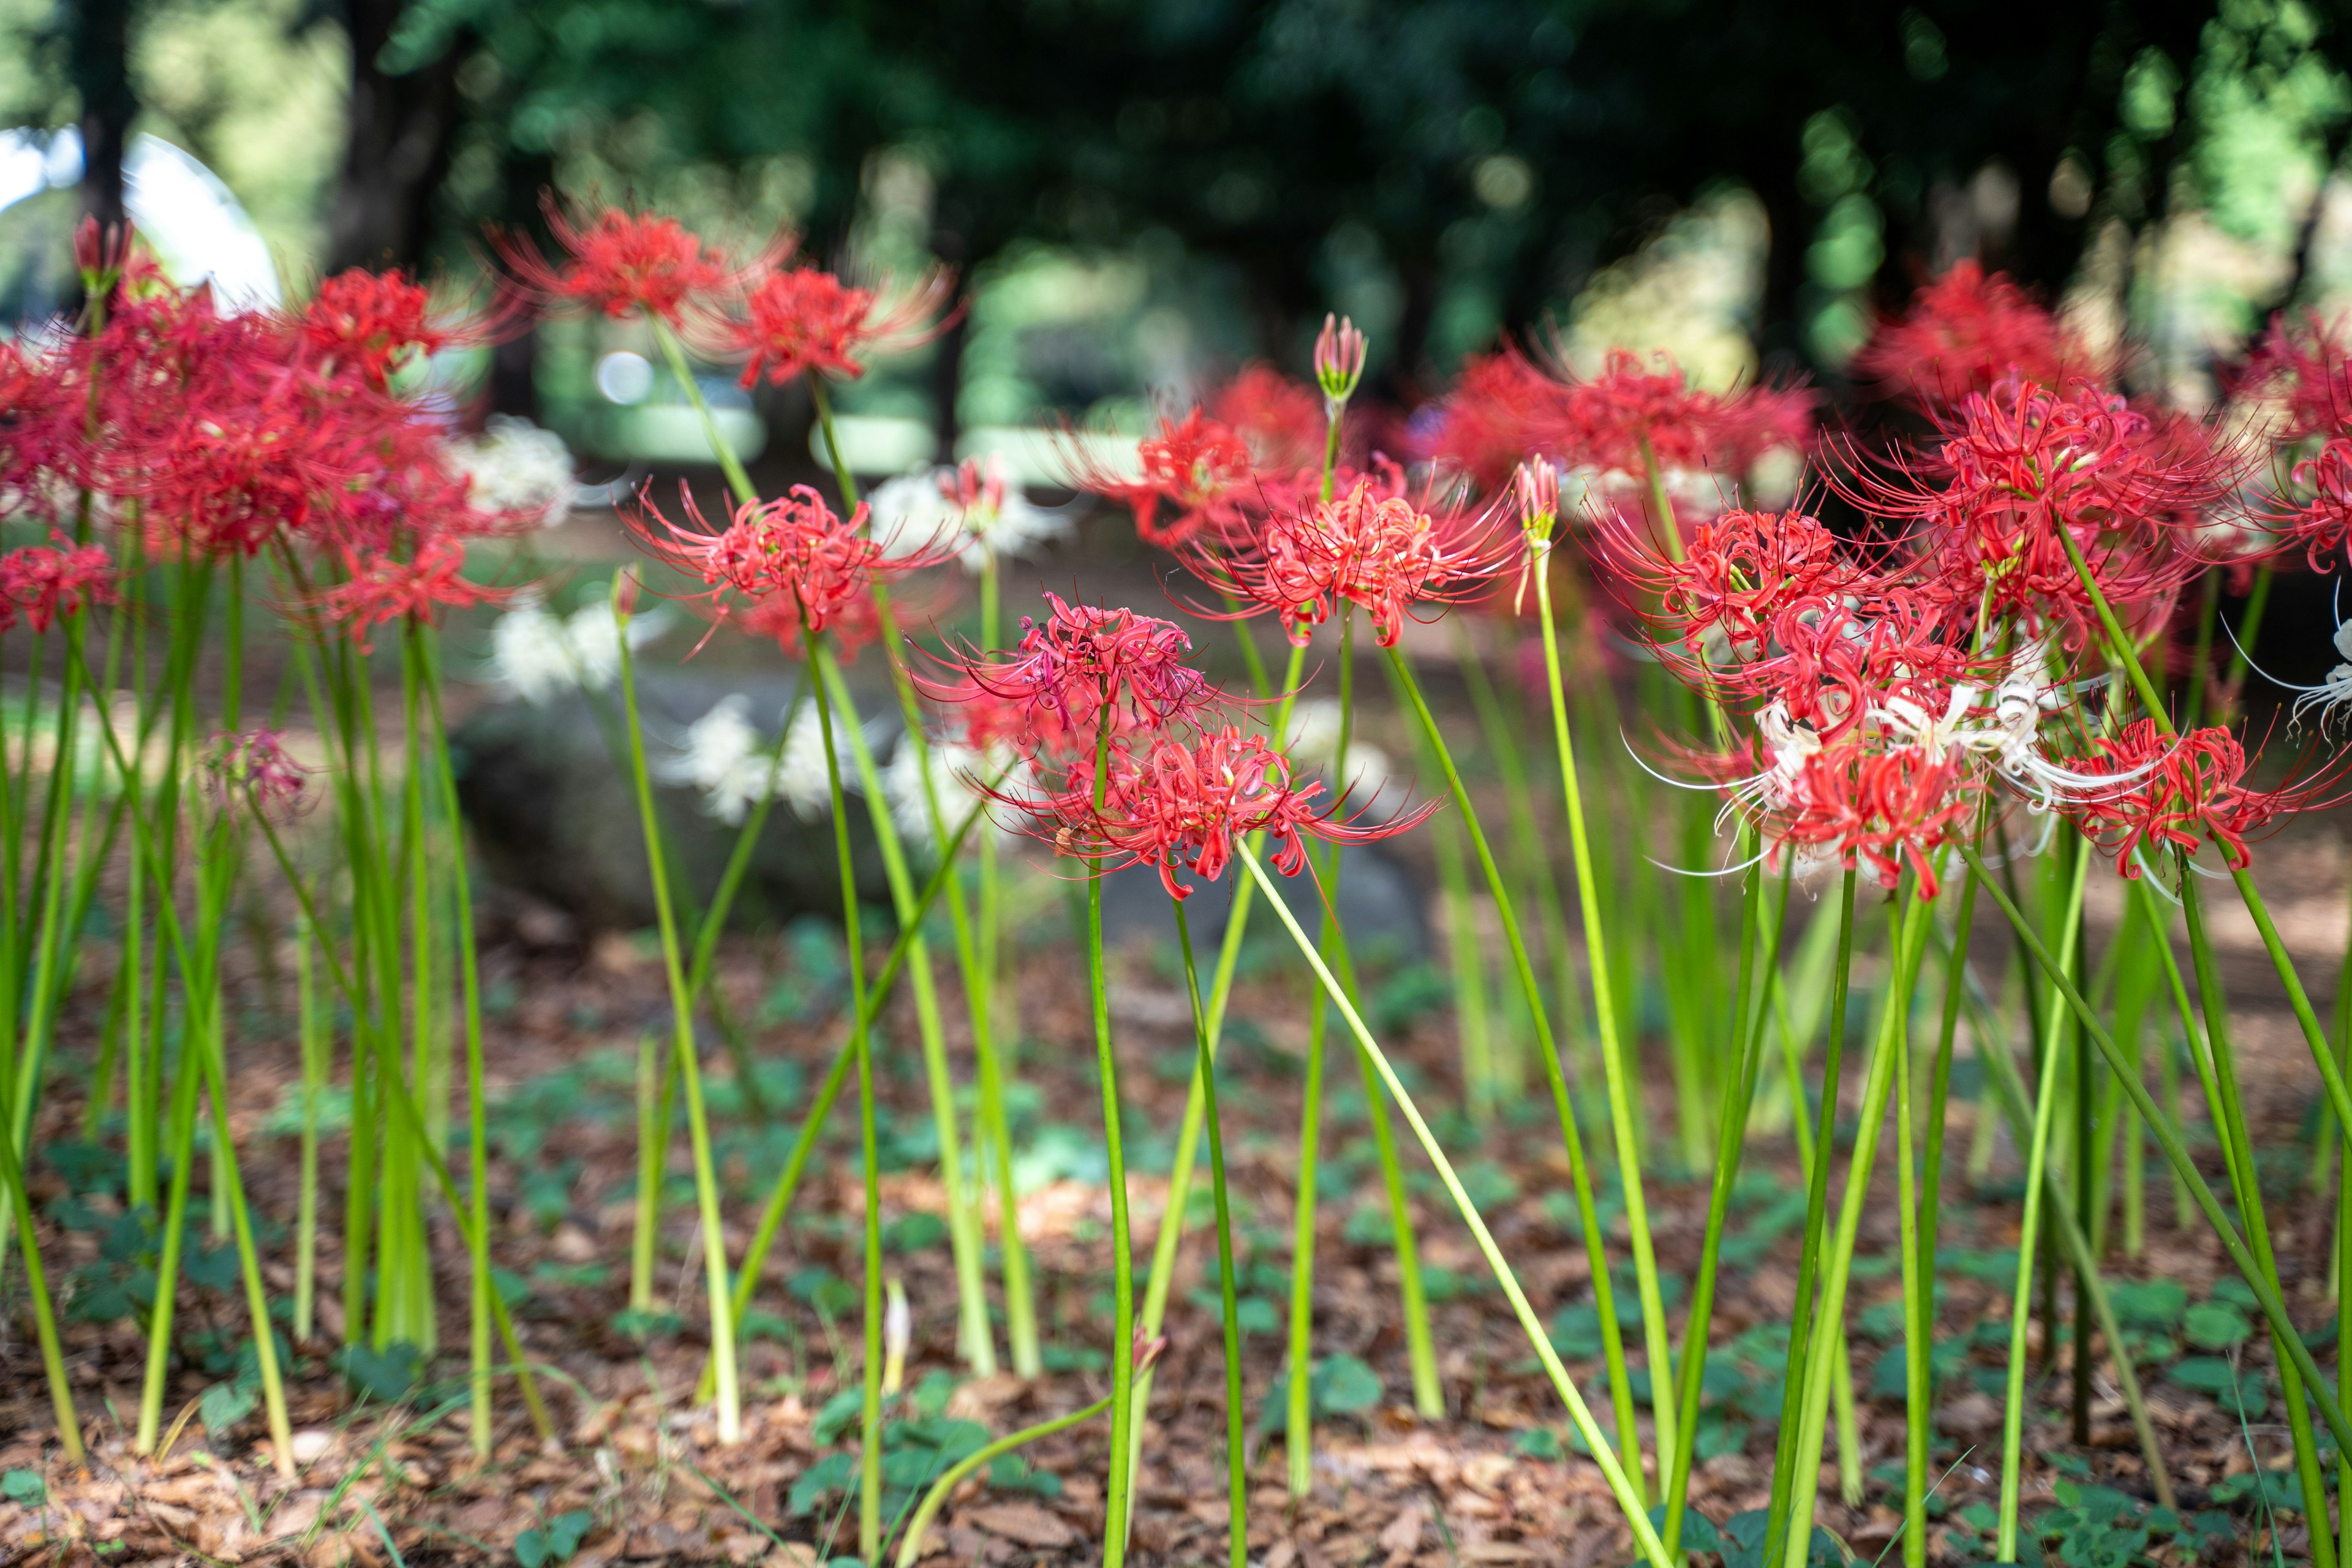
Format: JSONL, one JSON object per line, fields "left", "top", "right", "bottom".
{"left": 496, "top": 201, "right": 758, "bottom": 325}
{"left": 202, "top": 728, "right": 310, "bottom": 818}
{"left": 1, "top": 535, "right": 116, "bottom": 632}
{"left": 1844, "top": 377, "right": 2225, "bottom": 641}
{"left": 1182, "top": 475, "right": 1514, "bottom": 647}
{"left": 2279, "top": 437, "right": 2352, "bottom": 570}
{"left": 1855, "top": 261, "right": 2084, "bottom": 410}
{"left": 1593, "top": 503, "right": 1859, "bottom": 673}
{"left": 1078, "top": 409, "right": 1259, "bottom": 548}
{"left": 318, "top": 533, "right": 502, "bottom": 650}
{"left": 298, "top": 269, "right": 448, "bottom": 387}
{"left": 1425, "top": 345, "right": 1573, "bottom": 491}
{"left": 1556, "top": 349, "right": 1816, "bottom": 479}
{"left": 1011, "top": 725, "right": 1433, "bottom": 899}
{"left": 1209, "top": 365, "right": 1327, "bottom": 472}
{"left": 2237, "top": 309, "right": 2352, "bottom": 444}
{"left": 718, "top": 264, "right": 956, "bottom": 388}
{"left": 927, "top": 594, "right": 1220, "bottom": 748}
{"left": 631, "top": 484, "right": 943, "bottom": 645}
{"left": 1754, "top": 736, "right": 1977, "bottom": 896}
{"left": 2067, "top": 719, "right": 2321, "bottom": 876}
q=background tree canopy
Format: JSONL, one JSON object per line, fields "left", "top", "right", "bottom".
{"left": 6, "top": 0, "right": 2352, "bottom": 432}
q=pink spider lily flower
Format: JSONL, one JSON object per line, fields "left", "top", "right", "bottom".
{"left": 1179, "top": 475, "right": 1515, "bottom": 648}
{"left": 923, "top": 594, "right": 1222, "bottom": 749}
{"left": 1853, "top": 260, "right": 2087, "bottom": 412}
{"left": 1005, "top": 725, "right": 1435, "bottom": 900}
{"left": 318, "top": 533, "right": 504, "bottom": 651}
{"left": 629, "top": 484, "right": 948, "bottom": 647}
{"left": 494, "top": 200, "right": 777, "bottom": 326}
{"left": 1208, "top": 365, "right": 1329, "bottom": 472}
{"left": 1075, "top": 408, "right": 1261, "bottom": 549}
{"left": 1, "top": 535, "right": 117, "bottom": 632}
{"left": 1838, "top": 375, "right": 2226, "bottom": 644}
{"left": 711, "top": 263, "right": 957, "bottom": 389}
{"left": 202, "top": 728, "right": 311, "bottom": 818}
{"left": 2233, "top": 308, "right": 2352, "bottom": 445}
{"left": 295, "top": 268, "right": 456, "bottom": 388}
{"left": 2271, "top": 437, "right": 2352, "bottom": 571}
{"left": 2064, "top": 719, "right": 2336, "bottom": 878}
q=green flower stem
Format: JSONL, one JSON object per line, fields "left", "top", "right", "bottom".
{"left": 650, "top": 317, "right": 758, "bottom": 508}
{"left": 1430, "top": 813, "right": 1496, "bottom": 1121}
{"left": 815, "top": 654, "right": 995, "bottom": 1375}
{"left": 1529, "top": 534, "right": 1681, "bottom": 1486}
{"left": 1079, "top": 704, "right": 1140, "bottom": 1568}
{"left": 1955, "top": 843, "right": 2352, "bottom": 1457}
{"left": 1780, "top": 883, "right": 1934, "bottom": 1568}
{"left": 1387, "top": 635, "right": 1649, "bottom": 1501}
{"left": 293, "top": 916, "right": 323, "bottom": 1342}
{"left": 1994, "top": 829, "right": 2087, "bottom": 1559}
{"left": 420, "top": 631, "right": 499, "bottom": 1458}
{"left": 892, "top": 1394, "right": 1114, "bottom": 1568}
{"left": 1947, "top": 925, "right": 2177, "bottom": 1509}
{"left": 2177, "top": 875, "right": 2337, "bottom": 1561}
{"left": 1172, "top": 892, "right": 1249, "bottom": 1568}
{"left": 1237, "top": 844, "right": 1676, "bottom": 1568}
{"left": 1906, "top": 867, "right": 1976, "bottom": 1568}
{"left": 1662, "top": 847, "right": 1782, "bottom": 1559}
{"left": 708, "top": 788, "right": 998, "bottom": 1405}
{"left": 2217, "top": 565, "right": 2274, "bottom": 718}
{"left": 614, "top": 582, "right": 742, "bottom": 1443}
{"left": 0, "top": 1010, "right": 79, "bottom": 1464}
{"left": 799, "top": 629, "right": 886, "bottom": 1561}
{"left": 1763, "top": 870, "right": 1856, "bottom": 1559}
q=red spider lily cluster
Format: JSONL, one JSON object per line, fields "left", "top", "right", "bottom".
{"left": 926, "top": 595, "right": 1428, "bottom": 899}
{"left": 1852, "top": 260, "right": 2088, "bottom": 411}
{"left": 0, "top": 535, "right": 117, "bottom": 632}
{"left": 1, "top": 221, "right": 519, "bottom": 644}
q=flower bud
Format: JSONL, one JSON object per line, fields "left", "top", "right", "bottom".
{"left": 1131, "top": 1326, "right": 1168, "bottom": 1374}
{"left": 610, "top": 566, "right": 641, "bottom": 621}
{"left": 1514, "top": 461, "right": 1559, "bottom": 533}
{"left": 1313, "top": 314, "right": 1367, "bottom": 407}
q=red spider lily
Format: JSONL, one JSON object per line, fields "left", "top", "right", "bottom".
{"left": 2236, "top": 309, "right": 2352, "bottom": 444}
{"left": 1077, "top": 409, "right": 1259, "bottom": 548}
{"left": 496, "top": 201, "right": 767, "bottom": 325}
{"left": 925, "top": 593, "right": 1221, "bottom": 748}
{"left": 318, "top": 534, "right": 502, "bottom": 650}
{"left": 2277, "top": 437, "right": 2352, "bottom": 570}
{"left": 631, "top": 484, "right": 925, "bottom": 644}
{"left": 1210, "top": 365, "right": 1326, "bottom": 471}
{"left": 1841, "top": 377, "right": 2223, "bottom": 641}
{"left": 744, "top": 575, "right": 954, "bottom": 665}
{"left": 717, "top": 264, "right": 956, "bottom": 389}
{"left": 1425, "top": 344, "right": 1574, "bottom": 491}
{"left": 1008, "top": 725, "right": 1433, "bottom": 899}
{"left": 1556, "top": 348, "right": 1815, "bottom": 480}
{"left": 1181, "top": 475, "right": 1515, "bottom": 647}
{"left": 203, "top": 728, "right": 310, "bottom": 818}
{"left": 1590, "top": 503, "right": 1860, "bottom": 669}
{"left": 2, "top": 535, "right": 116, "bottom": 632}
{"left": 297, "top": 269, "right": 448, "bottom": 386}
{"left": 1747, "top": 736, "right": 1977, "bottom": 896}
{"left": 2065, "top": 719, "right": 2331, "bottom": 876}
{"left": 1854, "top": 261, "right": 2085, "bottom": 410}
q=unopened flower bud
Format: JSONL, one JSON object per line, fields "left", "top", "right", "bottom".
{"left": 1131, "top": 1327, "right": 1168, "bottom": 1374}
{"left": 74, "top": 216, "right": 131, "bottom": 297}
{"left": 883, "top": 1276, "right": 911, "bottom": 1395}
{"left": 1515, "top": 461, "right": 1559, "bottom": 533}
{"left": 1314, "top": 314, "right": 1367, "bottom": 407}
{"left": 610, "top": 566, "right": 641, "bottom": 621}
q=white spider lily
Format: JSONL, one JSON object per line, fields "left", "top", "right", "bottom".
{"left": 449, "top": 416, "right": 577, "bottom": 527}
{"left": 884, "top": 734, "right": 1018, "bottom": 851}
{"left": 657, "top": 694, "right": 865, "bottom": 825}
{"left": 2237, "top": 615, "right": 2352, "bottom": 730}
{"left": 867, "top": 456, "right": 1070, "bottom": 573}
{"left": 484, "top": 594, "right": 668, "bottom": 704}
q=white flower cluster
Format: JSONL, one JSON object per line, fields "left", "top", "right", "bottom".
{"left": 866, "top": 454, "right": 1069, "bottom": 573}
{"left": 657, "top": 695, "right": 851, "bottom": 826}
{"left": 450, "top": 416, "right": 578, "bottom": 528}
{"left": 883, "top": 733, "right": 1022, "bottom": 852}
{"left": 484, "top": 594, "right": 667, "bottom": 704}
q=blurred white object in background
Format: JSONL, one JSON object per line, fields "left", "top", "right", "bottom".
{"left": 450, "top": 415, "right": 579, "bottom": 527}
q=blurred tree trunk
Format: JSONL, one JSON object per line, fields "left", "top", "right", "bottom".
{"left": 70, "top": 0, "right": 134, "bottom": 233}
{"left": 327, "top": 0, "right": 464, "bottom": 272}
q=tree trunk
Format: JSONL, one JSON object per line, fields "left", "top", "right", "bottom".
{"left": 69, "top": 0, "right": 134, "bottom": 233}
{"left": 326, "top": 0, "right": 465, "bottom": 273}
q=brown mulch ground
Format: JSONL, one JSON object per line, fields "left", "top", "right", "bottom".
{"left": 4, "top": 818, "right": 2352, "bottom": 1568}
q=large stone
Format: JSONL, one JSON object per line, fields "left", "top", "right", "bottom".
{"left": 448, "top": 666, "right": 894, "bottom": 932}
{"left": 1096, "top": 842, "right": 1429, "bottom": 962}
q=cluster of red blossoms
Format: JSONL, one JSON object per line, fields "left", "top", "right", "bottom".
{"left": 1556, "top": 255, "right": 2348, "bottom": 892}
{"left": 0, "top": 221, "right": 518, "bottom": 643}
{"left": 924, "top": 595, "right": 1428, "bottom": 899}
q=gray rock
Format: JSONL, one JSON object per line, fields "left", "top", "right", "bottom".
{"left": 448, "top": 666, "right": 895, "bottom": 932}
{"left": 1095, "top": 842, "right": 1428, "bottom": 963}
